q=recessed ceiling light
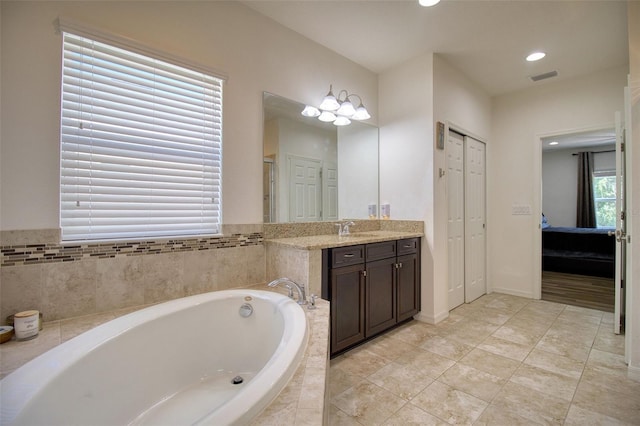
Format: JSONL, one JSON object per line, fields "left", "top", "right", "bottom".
{"left": 549, "top": 141, "right": 559, "bottom": 146}
{"left": 526, "top": 52, "right": 546, "bottom": 62}
{"left": 419, "top": 0, "right": 440, "bottom": 7}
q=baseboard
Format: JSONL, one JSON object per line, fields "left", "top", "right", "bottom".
{"left": 414, "top": 310, "right": 449, "bottom": 325}
{"left": 491, "top": 287, "right": 535, "bottom": 299}
{"left": 628, "top": 364, "right": 640, "bottom": 382}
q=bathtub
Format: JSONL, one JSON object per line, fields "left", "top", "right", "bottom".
{"left": 0, "top": 289, "right": 308, "bottom": 425}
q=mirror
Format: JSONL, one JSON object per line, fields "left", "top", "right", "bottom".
{"left": 263, "top": 92, "right": 379, "bottom": 223}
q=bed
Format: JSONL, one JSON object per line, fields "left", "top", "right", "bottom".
{"left": 542, "top": 226, "right": 615, "bottom": 278}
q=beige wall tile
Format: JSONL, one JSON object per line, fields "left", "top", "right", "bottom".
{"left": 183, "top": 249, "right": 221, "bottom": 296}
{"left": 1, "top": 264, "right": 43, "bottom": 322}
{"left": 142, "top": 252, "right": 184, "bottom": 304}
{"left": 96, "top": 256, "right": 144, "bottom": 312}
{"left": 43, "top": 260, "right": 97, "bottom": 321}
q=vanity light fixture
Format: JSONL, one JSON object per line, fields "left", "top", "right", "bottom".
{"left": 526, "top": 52, "right": 546, "bottom": 62}
{"left": 418, "top": 0, "right": 440, "bottom": 6}
{"left": 302, "top": 84, "right": 371, "bottom": 126}
{"left": 549, "top": 141, "right": 559, "bottom": 146}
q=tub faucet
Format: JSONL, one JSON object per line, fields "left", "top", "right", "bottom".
{"left": 267, "top": 277, "right": 307, "bottom": 305}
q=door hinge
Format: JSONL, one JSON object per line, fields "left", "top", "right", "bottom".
{"left": 621, "top": 141, "right": 625, "bottom": 152}
{"left": 621, "top": 211, "right": 625, "bottom": 221}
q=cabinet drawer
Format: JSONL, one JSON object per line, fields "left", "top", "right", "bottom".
{"left": 397, "top": 238, "right": 418, "bottom": 255}
{"left": 365, "top": 241, "right": 397, "bottom": 261}
{"left": 331, "top": 245, "right": 365, "bottom": 268}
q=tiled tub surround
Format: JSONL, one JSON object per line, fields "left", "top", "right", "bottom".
{"left": 265, "top": 220, "right": 424, "bottom": 297}
{"left": 0, "top": 225, "right": 265, "bottom": 323}
{"left": 0, "top": 287, "right": 331, "bottom": 426}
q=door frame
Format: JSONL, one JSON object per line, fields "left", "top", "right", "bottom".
{"left": 532, "top": 123, "right": 617, "bottom": 300}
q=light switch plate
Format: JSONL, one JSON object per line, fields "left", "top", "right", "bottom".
{"left": 512, "top": 204, "right": 532, "bottom": 215}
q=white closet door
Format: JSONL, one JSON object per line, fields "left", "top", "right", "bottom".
{"left": 464, "top": 137, "right": 487, "bottom": 303}
{"left": 447, "top": 131, "right": 465, "bottom": 309}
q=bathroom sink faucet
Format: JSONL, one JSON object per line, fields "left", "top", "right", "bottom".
{"left": 336, "top": 221, "right": 355, "bottom": 236}
{"left": 267, "top": 277, "right": 307, "bottom": 305}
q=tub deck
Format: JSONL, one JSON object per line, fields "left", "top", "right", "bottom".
{"left": 0, "top": 288, "right": 330, "bottom": 426}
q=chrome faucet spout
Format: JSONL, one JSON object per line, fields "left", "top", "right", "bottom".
{"left": 336, "top": 221, "right": 356, "bottom": 236}
{"left": 267, "top": 277, "right": 307, "bottom": 305}
{"left": 342, "top": 221, "right": 355, "bottom": 235}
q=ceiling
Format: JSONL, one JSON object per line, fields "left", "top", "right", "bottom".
{"left": 242, "top": 0, "right": 629, "bottom": 97}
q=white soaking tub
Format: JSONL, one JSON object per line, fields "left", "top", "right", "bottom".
{"left": 0, "top": 289, "right": 308, "bottom": 425}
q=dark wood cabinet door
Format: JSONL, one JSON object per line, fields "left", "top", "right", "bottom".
{"left": 397, "top": 253, "right": 420, "bottom": 322}
{"left": 331, "top": 263, "right": 366, "bottom": 354}
{"left": 365, "top": 257, "right": 397, "bottom": 337}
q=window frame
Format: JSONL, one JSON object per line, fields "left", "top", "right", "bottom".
{"left": 57, "top": 19, "right": 226, "bottom": 242}
{"left": 592, "top": 169, "right": 616, "bottom": 229}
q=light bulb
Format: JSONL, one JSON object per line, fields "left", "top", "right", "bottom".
{"left": 351, "top": 104, "right": 371, "bottom": 120}
{"left": 318, "top": 111, "right": 337, "bottom": 122}
{"left": 301, "top": 105, "right": 320, "bottom": 117}
{"left": 319, "top": 86, "right": 340, "bottom": 111}
{"left": 526, "top": 52, "right": 546, "bottom": 62}
{"left": 336, "top": 100, "right": 356, "bottom": 117}
{"left": 333, "top": 116, "right": 351, "bottom": 126}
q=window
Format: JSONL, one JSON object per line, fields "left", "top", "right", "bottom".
{"left": 60, "top": 32, "right": 223, "bottom": 241}
{"left": 593, "top": 171, "right": 616, "bottom": 228}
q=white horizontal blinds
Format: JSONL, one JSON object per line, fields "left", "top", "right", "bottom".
{"left": 60, "top": 32, "right": 222, "bottom": 241}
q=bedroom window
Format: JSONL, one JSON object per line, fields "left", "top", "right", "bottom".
{"left": 593, "top": 171, "right": 616, "bottom": 229}
{"left": 59, "top": 31, "right": 223, "bottom": 241}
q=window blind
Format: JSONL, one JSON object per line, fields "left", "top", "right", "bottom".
{"left": 60, "top": 32, "right": 222, "bottom": 241}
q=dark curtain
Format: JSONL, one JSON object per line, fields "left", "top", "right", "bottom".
{"left": 576, "top": 151, "right": 596, "bottom": 228}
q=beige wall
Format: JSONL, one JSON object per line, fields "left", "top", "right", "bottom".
{"left": 432, "top": 55, "right": 491, "bottom": 319}
{"left": 489, "top": 65, "right": 627, "bottom": 298}
{"left": 0, "top": 1, "right": 377, "bottom": 231}
{"left": 378, "top": 53, "right": 491, "bottom": 323}
{"left": 0, "top": 1, "right": 377, "bottom": 322}
{"left": 379, "top": 53, "right": 436, "bottom": 321}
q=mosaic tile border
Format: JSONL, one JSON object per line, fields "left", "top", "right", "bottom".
{"left": 0, "top": 233, "right": 263, "bottom": 267}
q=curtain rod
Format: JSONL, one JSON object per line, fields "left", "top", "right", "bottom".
{"left": 571, "top": 149, "right": 615, "bottom": 156}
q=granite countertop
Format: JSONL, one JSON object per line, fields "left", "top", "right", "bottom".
{"left": 266, "top": 230, "right": 424, "bottom": 250}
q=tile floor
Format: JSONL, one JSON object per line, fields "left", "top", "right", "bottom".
{"left": 328, "top": 293, "right": 640, "bottom": 425}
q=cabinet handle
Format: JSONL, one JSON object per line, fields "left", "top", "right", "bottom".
{"left": 343, "top": 253, "right": 355, "bottom": 258}
{"left": 361, "top": 270, "right": 367, "bottom": 277}
{"left": 403, "top": 244, "right": 413, "bottom": 248}
{"left": 396, "top": 262, "right": 403, "bottom": 268}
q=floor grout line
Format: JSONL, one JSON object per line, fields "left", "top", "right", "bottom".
{"left": 329, "top": 294, "right": 632, "bottom": 425}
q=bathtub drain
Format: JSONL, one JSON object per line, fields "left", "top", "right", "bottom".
{"left": 232, "top": 375, "right": 244, "bottom": 385}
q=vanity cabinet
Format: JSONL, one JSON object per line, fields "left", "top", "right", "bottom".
{"left": 323, "top": 238, "right": 420, "bottom": 356}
